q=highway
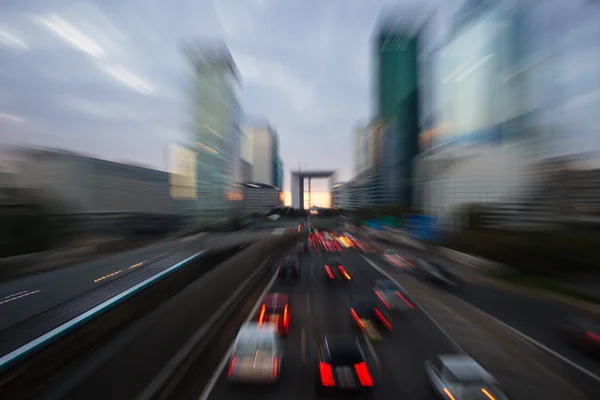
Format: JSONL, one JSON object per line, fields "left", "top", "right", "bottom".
{"left": 377, "top": 241, "right": 600, "bottom": 381}
{"left": 0, "top": 229, "right": 277, "bottom": 357}
{"left": 202, "top": 246, "right": 462, "bottom": 400}
{"left": 200, "top": 241, "right": 600, "bottom": 400}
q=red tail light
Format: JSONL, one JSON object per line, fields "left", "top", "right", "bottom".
{"left": 273, "top": 357, "right": 279, "bottom": 377}
{"left": 319, "top": 362, "right": 335, "bottom": 386}
{"left": 282, "top": 305, "right": 289, "bottom": 328}
{"left": 228, "top": 357, "right": 237, "bottom": 376}
{"left": 258, "top": 304, "right": 267, "bottom": 325}
{"left": 325, "top": 265, "right": 335, "bottom": 279}
{"left": 350, "top": 308, "right": 364, "bottom": 329}
{"left": 587, "top": 331, "right": 600, "bottom": 342}
{"left": 396, "top": 291, "right": 415, "bottom": 309}
{"left": 374, "top": 308, "right": 392, "bottom": 331}
{"left": 354, "top": 362, "right": 373, "bottom": 386}
{"left": 375, "top": 291, "right": 391, "bottom": 309}
{"left": 339, "top": 266, "right": 351, "bottom": 280}
{"left": 333, "top": 241, "right": 342, "bottom": 251}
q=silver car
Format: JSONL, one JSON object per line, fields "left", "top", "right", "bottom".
{"left": 228, "top": 323, "right": 283, "bottom": 383}
{"left": 425, "top": 354, "right": 510, "bottom": 400}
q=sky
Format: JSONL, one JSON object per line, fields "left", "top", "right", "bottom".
{"left": 0, "top": 0, "right": 454, "bottom": 205}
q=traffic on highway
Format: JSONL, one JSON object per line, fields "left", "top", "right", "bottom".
{"left": 0, "top": 221, "right": 598, "bottom": 400}
{"left": 199, "top": 227, "right": 523, "bottom": 400}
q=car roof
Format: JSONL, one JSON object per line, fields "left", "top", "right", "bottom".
{"left": 439, "top": 355, "right": 488, "bottom": 383}
{"left": 323, "top": 335, "right": 363, "bottom": 361}
{"left": 263, "top": 292, "right": 288, "bottom": 307}
{"left": 238, "top": 323, "right": 277, "bottom": 338}
{"left": 375, "top": 279, "right": 397, "bottom": 289}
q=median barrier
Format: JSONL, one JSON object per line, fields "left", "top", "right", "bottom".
{"left": 0, "top": 235, "right": 299, "bottom": 398}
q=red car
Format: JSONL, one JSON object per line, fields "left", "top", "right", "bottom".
{"left": 257, "top": 293, "right": 291, "bottom": 335}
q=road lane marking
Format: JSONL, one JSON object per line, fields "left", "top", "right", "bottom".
{"left": 0, "top": 291, "right": 28, "bottom": 301}
{"left": 0, "top": 290, "right": 40, "bottom": 306}
{"left": 197, "top": 268, "right": 279, "bottom": 400}
{"left": 362, "top": 256, "right": 465, "bottom": 354}
{"left": 301, "top": 325, "right": 307, "bottom": 365}
{"left": 362, "top": 331, "right": 381, "bottom": 370}
{"left": 0, "top": 251, "right": 205, "bottom": 371}
{"left": 476, "top": 308, "right": 600, "bottom": 384}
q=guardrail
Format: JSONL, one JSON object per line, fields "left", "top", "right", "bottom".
{"left": 0, "top": 241, "right": 259, "bottom": 397}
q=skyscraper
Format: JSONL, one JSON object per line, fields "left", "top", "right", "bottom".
{"left": 374, "top": 11, "right": 425, "bottom": 206}
{"left": 244, "top": 123, "right": 279, "bottom": 186}
{"left": 184, "top": 41, "right": 242, "bottom": 223}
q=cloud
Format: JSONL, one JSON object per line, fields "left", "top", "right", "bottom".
{"left": 233, "top": 52, "right": 315, "bottom": 112}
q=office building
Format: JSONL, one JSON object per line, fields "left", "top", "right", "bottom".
{"left": 244, "top": 123, "right": 279, "bottom": 186}
{"left": 184, "top": 41, "right": 242, "bottom": 223}
{"left": 415, "top": 0, "right": 600, "bottom": 230}
{"left": 374, "top": 10, "right": 426, "bottom": 206}
{"left": 241, "top": 182, "right": 283, "bottom": 215}
{"left": 275, "top": 157, "right": 283, "bottom": 189}
{"left": 240, "top": 159, "right": 253, "bottom": 183}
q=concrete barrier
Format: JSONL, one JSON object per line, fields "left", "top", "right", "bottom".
{"left": 0, "top": 234, "right": 299, "bottom": 398}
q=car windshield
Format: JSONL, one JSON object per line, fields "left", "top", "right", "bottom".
{"left": 328, "top": 347, "right": 363, "bottom": 365}
{"left": 235, "top": 337, "right": 274, "bottom": 356}
{"left": 376, "top": 280, "right": 398, "bottom": 291}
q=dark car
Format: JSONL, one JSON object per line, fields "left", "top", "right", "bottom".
{"left": 317, "top": 335, "right": 374, "bottom": 394}
{"left": 324, "top": 257, "right": 351, "bottom": 281}
{"left": 372, "top": 279, "right": 415, "bottom": 311}
{"left": 350, "top": 298, "right": 393, "bottom": 338}
{"left": 559, "top": 313, "right": 600, "bottom": 356}
{"left": 278, "top": 257, "right": 300, "bottom": 280}
{"left": 418, "top": 260, "right": 460, "bottom": 289}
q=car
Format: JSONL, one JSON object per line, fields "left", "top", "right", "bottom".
{"left": 559, "top": 313, "right": 600, "bottom": 356}
{"left": 425, "top": 354, "right": 510, "bottom": 400}
{"left": 349, "top": 298, "right": 392, "bottom": 340}
{"left": 316, "top": 335, "right": 374, "bottom": 393}
{"left": 418, "top": 260, "right": 460, "bottom": 288}
{"left": 324, "top": 257, "right": 351, "bottom": 281}
{"left": 278, "top": 256, "right": 300, "bottom": 280}
{"left": 228, "top": 323, "right": 283, "bottom": 383}
{"left": 372, "top": 279, "right": 415, "bottom": 311}
{"left": 257, "top": 292, "right": 291, "bottom": 335}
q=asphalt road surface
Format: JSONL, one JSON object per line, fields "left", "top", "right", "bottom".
{"left": 204, "top": 247, "right": 460, "bottom": 400}
{"left": 0, "top": 231, "right": 273, "bottom": 333}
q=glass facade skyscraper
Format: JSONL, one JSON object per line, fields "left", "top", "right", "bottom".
{"left": 184, "top": 42, "right": 242, "bottom": 224}
{"left": 374, "top": 13, "right": 422, "bottom": 206}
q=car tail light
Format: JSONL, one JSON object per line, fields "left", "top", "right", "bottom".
{"left": 481, "top": 388, "right": 496, "bottom": 400}
{"left": 325, "top": 265, "right": 335, "bottom": 279}
{"left": 282, "top": 305, "right": 289, "bottom": 329}
{"left": 338, "top": 266, "right": 351, "bottom": 280}
{"left": 354, "top": 362, "right": 373, "bottom": 386}
{"left": 319, "top": 362, "right": 335, "bottom": 386}
{"left": 333, "top": 241, "right": 342, "bottom": 251}
{"left": 258, "top": 304, "right": 267, "bottom": 325}
{"left": 350, "top": 308, "right": 364, "bottom": 329}
{"left": 375, "top": 291, "right": 391, "bottom": 309}
{"left": 443, "top": 387, "right": 456, "bottom": 400}
{"left": 396, "top": 291, "right": 415, "bottom": 309}
{"left": 374, "top": 308, "right": 392, "bottom": 331}
{"left": 587, "top": 331, "right": 600, "bottom": 342}
{"left": 273, "top": 357, "right": 279, "bottom": 377}
{"left": 228, "top": 357, "right": 237, "bottom": 376}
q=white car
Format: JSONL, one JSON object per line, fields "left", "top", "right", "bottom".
{"left": 227, "top": 323, "right": 283, "bottom": 383}
{"left": 425, "top": 354, "right": 510, "bottom": 399}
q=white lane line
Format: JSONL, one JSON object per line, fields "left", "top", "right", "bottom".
{"left": 362, "top": 256, "right": 465, "bottom": 354}
{"left": 0, "top": 290, "right": 40, "bottom": 306}
{"left": 301, "top": 325, "right": 307, "bottom": 365}
{"left": 479, "top": 309, "right": 600, "bottom": 383}
{"left": 0, "top": 291, "right": 28, "bottom": 301}
{"left": 0, "top": 251, "right": 205, "bottom": 370}
{"left": 197, "top": 270, "right": 279, "bottom": 400}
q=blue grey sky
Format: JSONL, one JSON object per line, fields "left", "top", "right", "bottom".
{"left": 0, "top": 0, "right": 454, "bottom": 192}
